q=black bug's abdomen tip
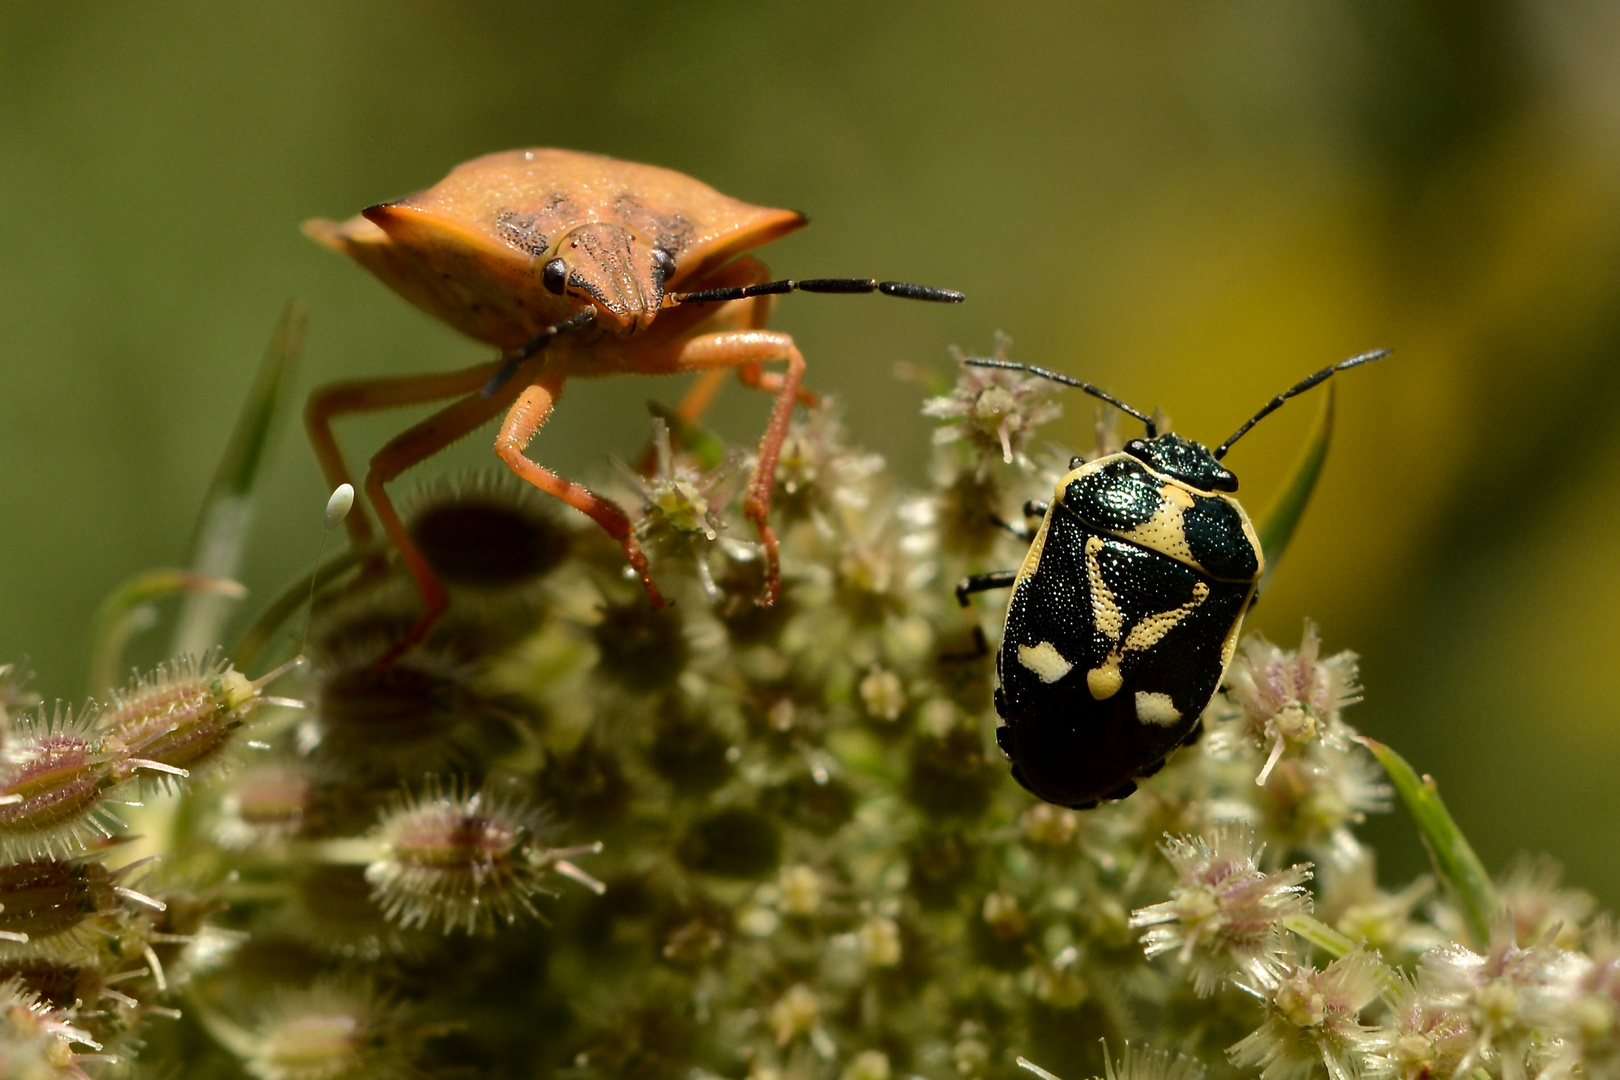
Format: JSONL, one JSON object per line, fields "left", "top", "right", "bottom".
{"left": 1000, "top": 691, "right": 1151, "bottom": 809}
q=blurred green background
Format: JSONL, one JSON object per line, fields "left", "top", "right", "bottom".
{"left": 3, "top": 3, "right": 1619, "bottom": 903}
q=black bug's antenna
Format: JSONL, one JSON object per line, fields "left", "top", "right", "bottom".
{"left": 1213, "top": 348, "right": 1390, "bottom": 460}
{"left": 964, "top": 358, "right": 1157, "bottom": 436}
{"left": 672, "top": 277, "right": 964, "bottom": 306}
{"left": 480, "top": 309, "right": 599, "bottom": 399}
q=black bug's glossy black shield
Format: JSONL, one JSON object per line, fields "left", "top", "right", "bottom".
{"left": 993, "top": 493, "right": 1254, "bottom": 808}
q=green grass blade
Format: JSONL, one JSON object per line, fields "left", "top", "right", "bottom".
{"left": 1357, "top": 736, "right": 1498, "bottom": 947}
{"left": 1255, "top": 383, "right": 1335, "bottom": 592}
{"left": 171, "top": 301, "right": 306, "bottom": 659}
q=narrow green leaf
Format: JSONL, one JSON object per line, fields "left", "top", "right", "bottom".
{"left": 1280, "top": 912, "right": 1356, "bottom": 959}
{"left": 1255, "top": 383, "right": 1335, "bottom": 591}
{"left": 1357, "top": 736, "right": 1498, "bottom": 947}
{"left": 172, "top": 301, "right": 307, "bottom": 658}
{"left": 89, "top": 569, "right": 246, "bottom": 695}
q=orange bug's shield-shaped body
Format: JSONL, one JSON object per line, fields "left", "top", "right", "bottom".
{"left": 304, "top": 149, "right": 807, "bottom": 351}
{"left": 304, "top": 148, "right": 960, "bottom": 666}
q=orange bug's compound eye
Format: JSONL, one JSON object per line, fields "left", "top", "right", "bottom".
{"left": 651, "top": 248, "right": 677, "bottom": 285}
{"left": 542, "top": 258, "right": 568, "bottom": 295}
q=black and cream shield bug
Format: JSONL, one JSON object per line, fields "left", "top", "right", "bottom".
{"left": 956, "top": 349, "right": 1388, "bottom": 809}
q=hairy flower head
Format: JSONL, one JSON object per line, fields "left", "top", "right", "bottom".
{"left": 1131, "top": 823, "right": 1313, "bottom": 994}
{"left": 1229, "top": 944, "right": 1393, "bottom": 1080}
{"left": 1421, "top": 925, "right": 1589, "bottom": 1080}
{"left": 1220, "top": 622, "right": 1361, "bottom": 786}
{"left": 924, "top": 334, "right": 1061, "bottom": 471}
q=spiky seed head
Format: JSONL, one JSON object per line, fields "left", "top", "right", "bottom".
{"left": 365, "top": 780, "right": 588, "bottom": 934}
{"left": 0, "top": 706, "right": 118, "bottom": 861}
{"left": 403, "top": 470, "right": 571, "bottom": 590}
{"left": 0, "top": 858, "right": 117, "bottom": 960}
{"left": 216, "top": 762, "right": 315, "bottom": 848}
{"left": 100, "top": 653, "right": 260, "bottom": 786}
{"left": 242, "top": 979, "right": 417, "bottom": 1080}
{"left": 307, "top": 618, "right": 497, "bottom": 780}
{"left": 0, "top": 975, "right": 101, "bottom": 1080}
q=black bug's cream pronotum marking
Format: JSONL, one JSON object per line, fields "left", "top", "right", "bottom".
{"left": 956, "top": 349, "right": 1388, "bottom": 809}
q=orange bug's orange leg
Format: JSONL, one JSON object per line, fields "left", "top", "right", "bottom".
{"left": 495, "top": 372, "right": 666, "bottom": 608}
{"left": 670, "top": 259, "right": 815, "bottom": 426}
{"left": 360, "top": 374, "right": 531, "bottom": 667}
{"left": 735, "top": 360, "right": 822, "bottom": 408}
{"left": 635, "top": 329, "right": 808, "bottom": 606}
{"left": 305, "top": 360, "right": 505, "bottom": 547}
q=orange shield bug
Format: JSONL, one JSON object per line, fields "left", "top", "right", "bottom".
{"left": 305, "top": 148, "right": 961, "bottom": 660}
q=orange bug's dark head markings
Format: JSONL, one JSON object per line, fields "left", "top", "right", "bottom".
{"left": 550, "top": 221, "right": 663, "bottom": 333}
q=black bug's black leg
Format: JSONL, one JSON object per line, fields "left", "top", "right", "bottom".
{"left": 938, "top": 624, "right": 992, "bottom": 664}
{"left": 955, "top": 569, "right": 1018, "bottom": 608}
{"left": 942, "top": 569, "right": 1018, "bottom": 663}
{"left": 989, "top": 499, "right": 1048, "bottom": 542}
{"left": 673, "top": 278, "right": 965, "bottom": 306}
{"left": 988, "top": 515, "right": 1034, "bottom": 542}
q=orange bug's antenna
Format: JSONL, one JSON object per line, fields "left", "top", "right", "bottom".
{"left": 480, "top": 309, "right": 599, "bottom": 399}
{"left": 964, "top": 358, "right": 1157, "bottom": 435}
{"left": 1212, "top": 348, "right": 1390, "bottom": 459}
{"left": 672, "top": 277, "right": 965, "bottom": 306}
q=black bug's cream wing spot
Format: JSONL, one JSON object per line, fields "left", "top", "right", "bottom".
{"left": 1017, "top": 642, "right": 1074, "bottom": 684}
{"left": 1134, "top": 691, "right": 1182, "bottom": 727}
{"left": 1123, "top": 581, "right": 1209, "bottom": 653}
{"left": 1082, "top": 536, "right": 1125, "bottom": 643}
{"left": 1083, "top": 536, "right": 1209, "bottom": 701}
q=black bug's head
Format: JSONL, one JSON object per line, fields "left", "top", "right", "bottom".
{"left": 1125, "top": 434, "right": 1238, "bottom": 493}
